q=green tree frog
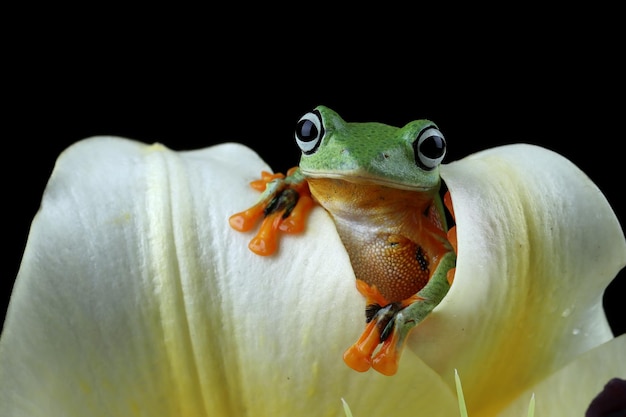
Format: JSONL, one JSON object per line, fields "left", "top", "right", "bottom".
{"left": 229, "top": 106, "right": 457, "bottom": 376}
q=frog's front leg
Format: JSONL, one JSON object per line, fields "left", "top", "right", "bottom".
{"left": 229, "top": 167, "right": 315, "bottom": 256}
{"left": 344, "top": 251, "right": 456, "bottom": 376}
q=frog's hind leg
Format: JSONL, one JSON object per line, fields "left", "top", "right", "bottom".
{"left": 371, "top": 251, "right": 455, "bottom": 375}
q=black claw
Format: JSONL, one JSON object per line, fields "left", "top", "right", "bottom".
{"left": 365, "top": 304, "right": 381, "bottom": 323}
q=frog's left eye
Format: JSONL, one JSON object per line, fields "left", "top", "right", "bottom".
{"left": 295, "top": 110, "right": 325, "bottom": 155}
{"left": 414, "top": 126, "right": 446, "bottom": 170}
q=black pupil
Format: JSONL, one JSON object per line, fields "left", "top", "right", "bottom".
{"left": 420, "top": 135, "right": 445, "bottom": 159}
{"left": 297, "top": 119, "right": 318, "bottom": 141}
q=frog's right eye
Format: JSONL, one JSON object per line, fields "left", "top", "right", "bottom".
{"left": 295, "top": 110, "right": 325, "bottom": 155}
{"left": 413, "top": 126, "right": 446, "bottom": 170}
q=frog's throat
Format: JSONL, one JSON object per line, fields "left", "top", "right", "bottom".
{"left": 305, "top": 177, "right": 437, "bottom": 217}
{"left": 300, "top": 169, "right": 435, "bottom": 192}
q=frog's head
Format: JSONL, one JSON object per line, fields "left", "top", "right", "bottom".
{"left": 295, "top": 105, "right": 446, "bottom": 191}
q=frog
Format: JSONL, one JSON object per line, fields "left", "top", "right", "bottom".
{"left": 229, "top": 105, "right": 457, "bottom": 376}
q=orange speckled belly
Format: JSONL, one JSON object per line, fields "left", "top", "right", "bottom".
{"left": 307, "top": 177, "right": 444, "bottom": 303}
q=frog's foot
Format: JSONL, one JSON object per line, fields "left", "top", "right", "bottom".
{"left": 229, "top": 168, "right": 314, "bottom": 256}
{"left": 370, "top": 306, "right": 418, "bottom": 376}
{"left": 343, "top": 302, "right": 403, "bottom": 374}
{"left": 344, "top": 272, "right": 453, "bottom": 376}
{"left": 345, "top": 297, "right": 436, "bottom": 376}
{"left": 344, "top": 281, "right": 406, "bottom": 375}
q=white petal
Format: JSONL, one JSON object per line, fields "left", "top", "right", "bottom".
{"left": 0, "top": 137, "right": 459, "bottom": 416}
{"left": 498, "top": 334, "right": 626, "bottom": 417}
{"left": 409, "top": 144, "right": 626, "bottom": 414}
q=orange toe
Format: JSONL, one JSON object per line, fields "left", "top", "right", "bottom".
{"left": 228, "top": 203, "right": 266, "bottom": 232}
{"left": 343, "top": 320, "right": 381, "bottom": 372}
{"left": 249, "top": 171, "right": 285, "bottom": 191}
{"left": 371, "top": 330, "right": 401, "bottom": 376}
{"left": 248, "top": 212, "right": 283, "bottom": 256}
{"left": 343, "top": 345, "right": 372, "bottom": 372}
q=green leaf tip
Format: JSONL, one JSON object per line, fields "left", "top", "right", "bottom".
{"left": 341, "top": 398, "right": 353, "bottom": 417}
{"left": 527, "top": 393, "right": 535, "bottom": 417}
{"left": 455, "top": 369, "right": 469, "bottom": 417}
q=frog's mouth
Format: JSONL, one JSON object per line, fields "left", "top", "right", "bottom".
{"left": 300, "top": 169, "right": 435, "bottom": 192}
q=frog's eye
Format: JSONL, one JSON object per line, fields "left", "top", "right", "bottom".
{"left": 295, "top": 110, "right": 325, "bottom": 155}
{"left": 414, "top": 126, "right": 446, "bottom": 170}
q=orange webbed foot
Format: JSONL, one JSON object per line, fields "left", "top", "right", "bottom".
{"left": 343, "top": 282, "right": 407, "bottom": 375}
{"left": 344, "top": 281, "right": 428, "bottom": 376}
{"left": 229, "top": 171, "right": 287, "bottom": 233}
{"left": 229, "top": 167, "right": 313, "bottom": 256}
{"left": 343, "top": 302, "right": 406, "bottom": 376}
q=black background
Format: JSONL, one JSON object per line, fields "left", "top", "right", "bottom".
{"left": 4, "top": 15, "right": 625, "bottom": 338}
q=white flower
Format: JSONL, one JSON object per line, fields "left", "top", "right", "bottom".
{"left": 0, "top": 137, "right": 624, "bottom": 416}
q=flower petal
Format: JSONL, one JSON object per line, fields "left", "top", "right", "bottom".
{"left": 0, "top": 137, "right": 459, "bottom": 416}
{"left": 411, "top": 144, "right": 626, "bottom": 415}
{"left": 498, "top": 334, "right": 626, "bottom": 416}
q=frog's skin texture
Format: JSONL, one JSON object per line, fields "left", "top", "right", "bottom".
{"left": 229, "top": 106, "right": 457, "bottom": 376}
